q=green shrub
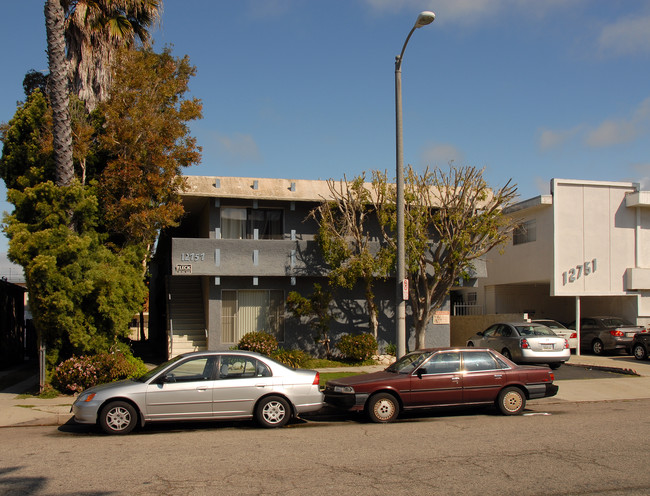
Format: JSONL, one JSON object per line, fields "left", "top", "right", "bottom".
{"left": 272, "top": 348, "right": 310, "bottom": 368}
{"left": 384, "top": 342, "right": 397, "bottom": 356}
{"left": 237, "top": 331, "right": 278, "bottom": 356}
{"left": 51, "top": 352, "right": 148, "bottom": 394}
{"left": 336, "top": 333, "right": 378, "bottom": 361}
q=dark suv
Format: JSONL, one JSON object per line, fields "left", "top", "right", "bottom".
{"left": 632, "top": 332, "right": 650, "bottom": 360}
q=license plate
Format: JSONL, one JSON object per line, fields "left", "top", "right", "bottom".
{"left": 627, "top": 332, "right": 636, "bottom": 337}
{"left": 542, "top": 344, "right": 553, "bottom": 350}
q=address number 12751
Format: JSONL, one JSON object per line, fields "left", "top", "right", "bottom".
{"left": 562, "top": 258, "right": 597, "bottom": 285}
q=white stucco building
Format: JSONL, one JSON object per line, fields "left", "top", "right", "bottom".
{"left": 456, "top": 179, "right": 650, "bottom": 329}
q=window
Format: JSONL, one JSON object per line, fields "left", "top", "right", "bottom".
{"left": 218, "top": 355, "right": 271, "bottom": 379}
{"left": 420, "top": 352, "right": 461, "bottom": 374}
{"left": 513, "top": 219, "right": 536, "bottom": 245}
{"left": 462, "top": 351, "right": 499, "bottom": 371}
{"left": 221, "top": 290, "right": 285, "bottom": 343}
{"left": 166, "top": 357, "right": 215, "bottom": 382}
{"left": 221, "top": 207, "right": 283, "bottom": 239}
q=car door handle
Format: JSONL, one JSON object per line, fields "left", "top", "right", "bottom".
{"left": 256, "top": 384, "right": 267, "bottom": 388}
{"left": 196, "top": 387, "right": 208, "bottom": 392}
{"left": 494, "top": 374, "right": 503, "bottom": 379}
{"left": 451, "top": 376, "right": 460, "bottom": 382}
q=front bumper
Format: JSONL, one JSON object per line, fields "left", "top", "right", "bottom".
{"left": 71, "top": 401, "right": 100, "bottom": 425}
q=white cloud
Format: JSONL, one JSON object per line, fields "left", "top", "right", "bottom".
{"left": 420, "top": 143, "right": 464, "bottom": 166}
{"left": 598, "top": 15, "right": 650, "bottom": 57}
{"left": 214, "top": 132, "right": 262, "bottom": 163}
{"left": 538, "top": 126, "right": 581, "bottom": 151}
{"left": 585, "top": 97, "right": 650, "bottom": 147}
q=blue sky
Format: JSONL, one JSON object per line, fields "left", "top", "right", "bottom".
{"left": 2, "top": 1, "right": 650, "bottom": 254}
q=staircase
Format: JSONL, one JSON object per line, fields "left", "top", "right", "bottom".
{"left": 168, "top": 277, "right": 207, "bottom": 357}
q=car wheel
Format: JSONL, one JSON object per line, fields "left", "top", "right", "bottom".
{"left": 591, "top": 339, "right": 605, "bottom": 356}
{"left": 633, "top": 343, "right": 648, "bottom": 361}
{"left": 496, "top": 387, "right": 526, "bottom": 415}
{"left": 501, "top": 348, "right": 512, "bottom": 360}
{"left": 255, "top": 396, "right": 290, "bottom": 428}
{"left": 548, "top": 362, "right": 562, "bottom": 370}
{"left": 367, "top": 393, "right": 400, "bottom": 423}
{"left": 467, "top": 342, "right": 474, "bottom": 347}
{"left": 99, "top": 401, "right": 137, "bottom": 435}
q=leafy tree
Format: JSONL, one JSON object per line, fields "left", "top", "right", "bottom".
{"left": 4, "top": 181, "right": 147, "bottom": 368}
{"left": 310, "top": 175, "right": 392, "bottom": 338}
{"left": 96, "top": 46, "right": 202, "bottom": 255}
{"left": 23, "top": 70, "right": 49, "bottom": 97}
{"left": 286, "top": 284, "right": 334, "bottom": 358}
{"left": 372, "top": 165, "right": 518, "bottom": 349}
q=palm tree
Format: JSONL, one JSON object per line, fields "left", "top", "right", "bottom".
{"left": 65, "top": 0, "right": 162, "bottom": 111}
{"left": 43, "top": 0, "right": 162, "bottom": 187}
{"left": 45, "top": 0, "right": 74, "bottom": 186}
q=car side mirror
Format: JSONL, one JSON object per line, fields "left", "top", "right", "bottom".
{"left": 477, "top": 331, "right": 484, "bottom": 336}
{"left": 416, "top": 368, "right": 424, "bottom": 379}
{"left": 161, "top": 373, "right": 176, "bottom": 384}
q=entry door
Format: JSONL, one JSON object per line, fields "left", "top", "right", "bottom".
{"left": 409, "top": 351, "right": 463, "bottom": 406}
{"left": 145, "top": 356, "right": 216, "bottom": 420}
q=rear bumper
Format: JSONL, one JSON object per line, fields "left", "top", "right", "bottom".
{"left": 525, "top": 383, "right": 559, "bottom": 399}
{"left": 323, "top": 392, "right": 369, "bottom": 411}
{"left": 518, "top": 349, "right": 571, "bottom": 363}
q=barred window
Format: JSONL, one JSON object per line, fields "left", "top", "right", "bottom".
{"left": 513, "top": 219, "right": 536, "bottom": 245}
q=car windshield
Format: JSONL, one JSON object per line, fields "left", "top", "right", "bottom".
{"left": 515, "top": 325, "right": 556, "bottom": 336}
{"left": 386, "top": 351, "right": 433, "bottom": 373}
{"left": 134, "top": 355, "right": 185, "bottom": 382}
{"left": 601, "top": 317, "right": 632, "bottom": 327}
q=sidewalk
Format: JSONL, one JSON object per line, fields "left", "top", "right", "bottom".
{"left": 1, "top": 354, "right": 649, "bottom": 428}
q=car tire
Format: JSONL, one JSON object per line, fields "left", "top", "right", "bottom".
{"left": 633, "top": 343, "right": 648, "bottom": 361}
{"left": 255, "top": 396, "right": 291, "bottom": 428}
{"left": 496, "top": 387, "right": 526, "bottom": 415}
{"left": 548, "top": 362, "right": 562, "bottom": 370}
{"left": 99, "top": 401, "right": 138, "bottom": 435}
{"left": 591, "top": 339, "right": 605, "bottom": 356}
{"left": 367, "top": 393, "right": 400, "bottom": 423}
{"left": 467, "top": 342, "right": 474, "bottom": 347}
{"left": 501, "top": 348, "right": 512, "bottom": 360}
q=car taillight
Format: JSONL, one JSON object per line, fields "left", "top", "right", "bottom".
{"left": 569, "top": 332, "right": 577, "bottom": 339}
{"left": 521, "top": 338, "right": 530, "bottom": 349}
{"left": 610, "top": 330, "right": 625, "bottom": 337}
{"left": 313, "top": 372, "right": 320, "bottom": 386}
{"left": 564, "top": 339, "right": 569, "bottom": 349}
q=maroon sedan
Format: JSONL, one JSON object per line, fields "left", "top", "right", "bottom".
{"left": 323, "top": 348, "right": 558, "bottom": 423}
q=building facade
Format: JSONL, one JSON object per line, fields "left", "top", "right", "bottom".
{"left": 149, "top": 176, "right": 452, "bottom": 358}
{"left": 455, "top": 179, "right": 650, "bottom": 331}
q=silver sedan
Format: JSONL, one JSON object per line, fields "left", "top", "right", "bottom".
{"left": 72, "top": 350, "right": 323, "bottom": 434}
{"left": 466, "top": 322, "right": 571, "bottom": 369}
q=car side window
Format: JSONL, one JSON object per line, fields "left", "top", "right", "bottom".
{"left": 166, "top": 357, "right": 215, "bottom": 382}
{"left": 462, "top": 351, "right": 499, "bottom": 372}
{"left": 219, "top": 356, "right": 271, "bottom": 379}
{"left": 582, "top": 319, "right": 597, "bottom": 330}
{"left": 483, "top": 325, "right": 498, "bottom": 337}
{"left": 499, "top": 325, "right": 513, "bottom": 337}
{"left": 419, "top": 352, "right": 461, "bottom": 374}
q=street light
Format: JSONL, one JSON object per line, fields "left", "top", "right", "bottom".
{"left": 395, "top": 11, "right": 435, "bottom": 358}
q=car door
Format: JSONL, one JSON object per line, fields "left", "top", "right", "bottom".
{"left": 145, "top": 355, "right": 217, "bottom": 420}
{"left": 482, "top": 324, "right": 508, "bottom": 353}
{"left": 212, "top": 355, "right": 274, "bottom": 418}
{"left": 409, "top": 351, "right": 463, "bottom": 407}
{"left": 461, "top": 350, "right": 506, "bottom": 403}
{"left": 579, "top": 318, "right": 599, "bottom": 348}
{"left": 477, "top": 324, "right": 499, "bottom": 348}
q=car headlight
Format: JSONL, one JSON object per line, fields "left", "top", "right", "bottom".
{"left": 333, "top": 385, "right": 355, "bottom": 394}
{"left": 76, "top": 392, "right": 96, "bottom": 403}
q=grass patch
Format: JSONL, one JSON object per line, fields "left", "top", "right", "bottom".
{"left": 304, "top": 358, "right": 377, "bottom": 369}
{"left": 319, "top": 371, "right": 365, "bottom": 387}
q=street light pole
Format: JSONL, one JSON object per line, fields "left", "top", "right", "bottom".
{"left": 395, "top": 11, "right": 435, "bottom": 358}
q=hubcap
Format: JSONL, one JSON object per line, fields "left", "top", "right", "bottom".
{"left": 106, "top": 406, "right": 131, "bottom": 431}
{"left": 502, "top": 391, "right": 522, "bottom": 413}
{"left": 262, "top": 401, "right": 286, "bottom": 424}
{"left": 635, "top": 346, "right": 645, "bottom": 359}
{"left": 374, "top": 399, "right": 396, "bottom": 421}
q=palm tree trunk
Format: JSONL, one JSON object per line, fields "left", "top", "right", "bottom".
{"left": 45, "top": 0, "right": 74, "bottom": 187}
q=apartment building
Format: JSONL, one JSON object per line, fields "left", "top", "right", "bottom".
{"left": 149, "top": 176, "right": 453, "bottom": 358}
{"left": 453, "top": 179, "right": 650, "bottom": 330}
